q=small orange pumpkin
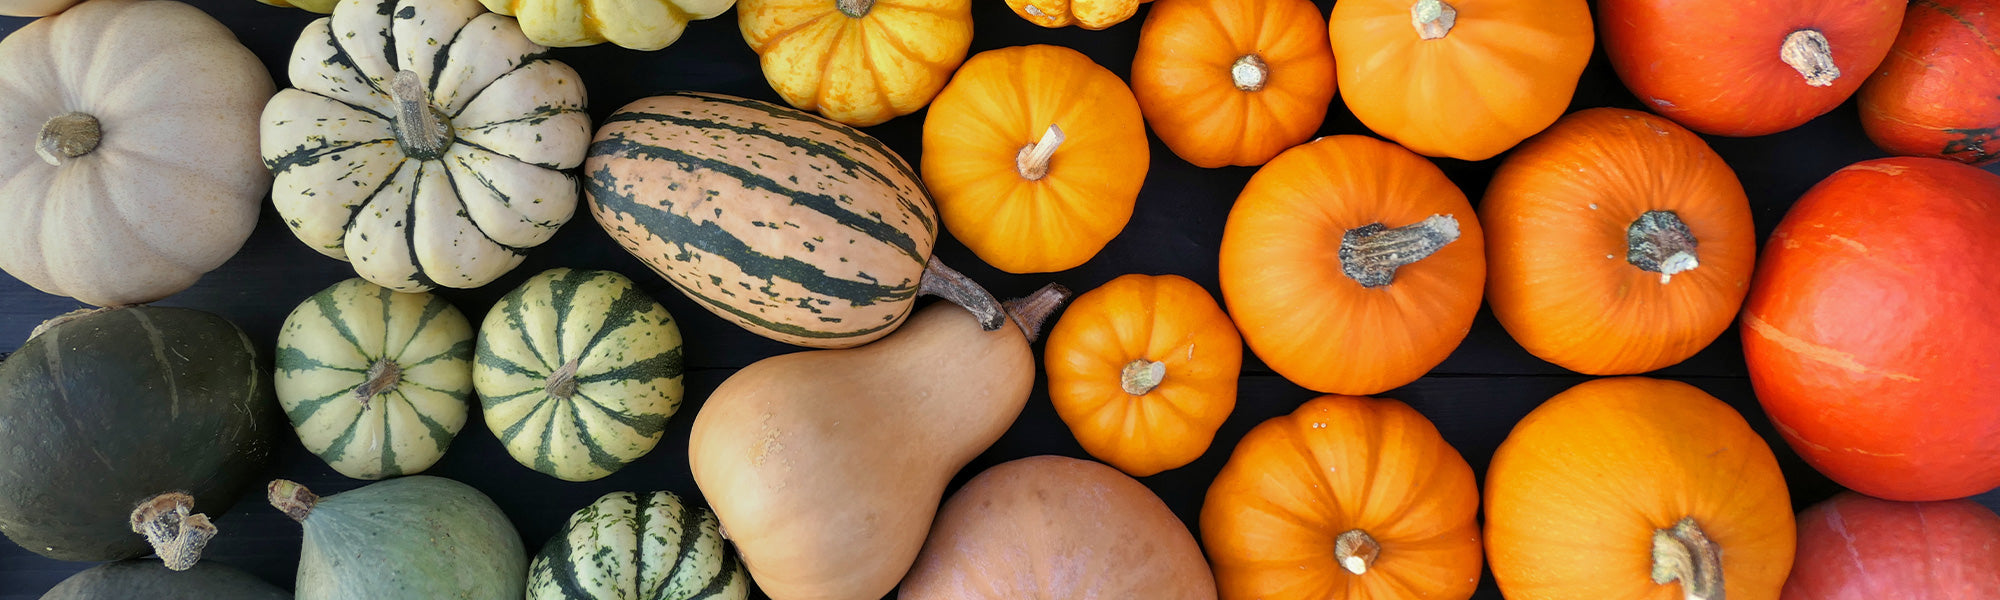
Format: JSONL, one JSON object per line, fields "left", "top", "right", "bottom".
{"left": 1485, "top": 377, "right": 1797, "bottom": 600}
{"left": 737, "top": 0, "right": 972, "bottom": 126}
{"left": 1483, "top": 108, "right": 1756, "bottom": 375}
{"left": 921, "top": 44, "right": 1149, "bottom": 274}
{"left": 1044, "top": 274, "right": 1242, "bottom": 477}
{"left": 1203, "top": 394, "right": 1483, "bottom": 600}
{"left": 1130, "top": 0, "right": 1335, "bottom": 168}
{"left": 1003, "top": 0, "right": 1150, "bottom": 29}
{"left": 1219, "top": 135, "right": 1485, "bottom": 396}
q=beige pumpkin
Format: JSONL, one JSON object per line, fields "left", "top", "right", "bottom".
{"left": 0, "top": 0, "right": 81, "bottom": 16}
{"left": 0, "top": 0, "right": 273, "bottom": 306}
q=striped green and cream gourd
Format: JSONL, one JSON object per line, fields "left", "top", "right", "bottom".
{"left": 583, "top": 91, "right": 1004, "bottom": 349}
{"left": 528, "top": 490, "right": 747, "bottom": 600}
{"left": 275, "top": 278, "right": 474, "bottom": 480}
{"left": 474, "top": 268, "right": 684, "bottom": 482}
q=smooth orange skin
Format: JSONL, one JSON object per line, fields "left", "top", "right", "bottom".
{"left": 1782, "top": 492, "right": 2000, "bottom": 600}
{"left": 1741, "top": 157, "right": 2000, "bottom": 501}
{"left": 737, "top": 0, "right": 972, "bottom": 126}
{"left": 1329, "top": 0, "right": 1593, "bottom": 161}
{"left": 1202, "top": 395, "right": 1482, "bottom": 600}
{"left": 1002, "top": 0, "right": 1150, "bottom": 29}
{"left": 922, "top": 45, "right": 1148, "bottom": 274}
{"left": 1131, "top": 0, "right": 1335, "bottom": 168}
{"left": 1219, "top": 135, "right": 1485, "bottom": 396}
{"left": 1859, "top": 0, "right": 2000, "bottom": 166}
{"left": 1044, "top": 274, "right": 1242, "bottom": 477}
{"left": 1483, "top": 108, "right": 1755, "bottom": 375}
{"left": 1485, "top": 377, "right": 1796, "bottom": 600}
{"left": 1599, "top": 0, "right": 1903, "bottom": 137}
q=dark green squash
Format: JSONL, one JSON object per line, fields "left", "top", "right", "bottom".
{"left": 40, "top": 558, "right": 288, "bottom": 599}
{"left": 0, "top": 307, "right": 276, "bottom": 568}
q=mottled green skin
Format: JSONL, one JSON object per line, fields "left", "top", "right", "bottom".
{"left": 41, "top": 559, "right": 288, "bottom": 600}
{"left": 294, "top": 476, "right": 526, "bottom": 600}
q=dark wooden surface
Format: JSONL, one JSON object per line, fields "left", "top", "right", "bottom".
{"left": 4, "top": 0, "right": 1997, "bottom": 597}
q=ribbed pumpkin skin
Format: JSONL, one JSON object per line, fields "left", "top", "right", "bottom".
{"left": 0, "top": 0, "right": 81, "bottom": 16}
{"left": 41, "top": 559, "right": 288, "bottom": 600}
{"left": 1483, "top": 108, "right": 1756, "bottom": 375}
{"left": 476, "top": 269, "right": 685, "bottom": 482}
{"left": 737, "top": 0, "right": 972, "bottom": 126}
{"left": 1858, "top": 0, "right": 2000, "bottom": 166}
{"left": 0, "top": 307, "right": 275, "bottom": 563}
{"left": 276, "top": 278, "right": 475, "bottom": 480}
{"left": 477, "top": 0, "right": 735, "bottom": 49}
{"left": 528, "top": 491, "right": 749, "bottom": 600}
{"left": 1130, "top": 0, "right": 1336, "bottom": 168}
{"left": 288, "top": 477, "right": 527, "bottom": 600}
{"left": 1782, "top": 493, "right": 2000, "bottom": 599}
{"left": 585, "top": 92, "right": 939, "bottom": 349}
{"left": 1003, "top": 0, "right": 1148, "bottom": 29}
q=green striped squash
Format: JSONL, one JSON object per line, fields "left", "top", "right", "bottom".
{"left": 275, "top": 278, "right": 474, "bottom": 480}
{"left": 528, "top": 490, "right": 747, "bottom": 600}
{"left": 583, "top": 92, "right": 1003, "bottom": 349}
{"left": 474, "top": 268, "right": 684, "bottom": 481}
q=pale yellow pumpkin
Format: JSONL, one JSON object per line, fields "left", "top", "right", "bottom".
{"left": 478, "top": 0, "right": 737, "bottom": 50}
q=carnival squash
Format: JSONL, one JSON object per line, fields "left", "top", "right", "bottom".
{"left": 1600, "top": 0, "right": 1904, "bottom": 137}
{"left": 1858, "top": 0, "right": 2000, "bottom": 166}
{"left": 1484, "top": 108, "right": 1756, "bottom": 375}
{"left": 477, "top": 0, "right": 734, "bottom": 49}
{"left": 1486, "top": 377, "right": 1796, "bottom": 600}
{"left": 1045, "top": 273, "right": 1240, "bottom": 477}
{"left": 1003, "top": 0, "right": 1147, "bottom": 29}
{"left": 40, "top": 559, "right": 288, "bottom": 600}
{"left": 1130, "top": 0, "right": 1335, "bottom": 168}
{"left": 688, "top": 285, "right": 1066, "bottom": 600}
{"left": 901, "top": 455, "right": 1217, "bottom": 600}
{"left": 586, "top": 92, "right": 1004, "bottom": 348}
{"left": 261, "top": 0, "right": 591, "bottom": 292}
{"left": 1742, "top": 157, "right": 2000, "bottom": 502}
{"left": 736, "top": 0, "right": 971, "bottom": 126}
{"left": 528, "top": 490, "right": 748, "bottom": 600}
{"left": 1782, "top": 492, "right": 2000, "bottom": 599}
{"left": 1203, "top": 395, "right": 1482, "bottom": 600}
{"left": 0, "top": 307, "right": 275, "bottom": 569}
{"left": 1219, "top": 135, "right": 1485, "bottom": 396}
{"left": 1328, "top": 0, "right": 1593, "bottom": 161}
{"left": 271, "top": 477, "right": 526, "bottom": 600}
{"left": 922, "top": 45, "right": 1148, "bottom": 274}
{"left": 0, "top": 0, "right": 79, "bottom": 16}
{"left": 275, "top": 278, "right": 475, "bottom": 480}
{"left": 0, "top": 0, "right": 272, "bottom": 306}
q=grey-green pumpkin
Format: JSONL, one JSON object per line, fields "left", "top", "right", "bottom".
{"left": 528, "top": 490, "right": 747, "bottom": 600}
{"left": 270, "top": 476, "right": 526, "bottom": 600}
{"left": 40, "top": 558, "right": 288, "bottom": 600}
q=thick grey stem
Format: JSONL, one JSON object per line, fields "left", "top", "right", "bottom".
{"left": 1339, "top": 215, "right": 1461, "bottom": 288}
{"left": 1781, "top": 30, "right": 1840, "bottom": 87}
{"left": 1627, "top": 210, "right": 1700, "bottom": 284}
{"left": 391, "top": 70, "right": 454, "bottom": 160}
{"left": 1411, "top": 0, "right": 1457, "bottom": 40}
{"left": 356, "top": 359, "right": 402, "bottom": 408}
{"left": 1652, "top": 517, "right": 1725, "bottom": 600}
{"left": 918, "top": 258, "right": 1007, "bottom": 331}
{"left": 37, "top": 112, "right": 102, "bottom": 166}
{"left": 1016, "top": 125, "right": 1065, "bottom": 181}
{"left": 836, "top": 0, "right": 873, "bottom": 17}
{"left": 1000, "top": 283, "right": 1069, "bottom": 342}
{"left": 129, "top": 492, "right": 216, "bottom": 571}
{"left": 546, "top": 358, "right": 582, "bottom": 399}
{"left": 1121, "top": 360, "right": 1166, "bottom": 395}
{"left": 1334, "top": 529, "right": 1381, "bottom": 575}
{"left": 1232, "top": 54, "right": 1269, "bottom": 92}
{"left": 267, "top": 480, "right": 320, "bottom": 523}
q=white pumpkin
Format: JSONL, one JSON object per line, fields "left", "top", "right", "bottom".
{"left": 477, "top": 0, "right": 736, "bottom": 50}
{"left": 0, "top": 0, "right": 272, "bottom": 306}
{"left": 261, "top": 0, "right": 591, "bottom": 292}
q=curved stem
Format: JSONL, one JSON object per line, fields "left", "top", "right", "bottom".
{"left": 268, "top": 480, "right": 321, "bottom": 523}
{"left": 37, "top": 112, "right": 102, "bottom": 166}
{"left": 836, "top": 0, "right": 874, "bottom": 18}
{"left": 1015, "top": 125, "right": 1065, "bottom": 181}
{"left": 390, "top": 70, "right": 454, "bottom": 160}
{"left": 1000, "top": 283, "right": 1070, "bottom": 343}
{"left": 1339, "top": 215, "right": 1461, "bottom": 288}
{"left": 918, "top": 258, "right": 1007, "bottom": 332}
{"left": 1411, "top": 0, "right": 1457, "bottom": 40}
{"left": 128, "top": 492, "right": 216, "bottom": 571}
{"left": 1121, "top": 360, "right": 1166, "bottom": 395}
{"left": 545, "top": 358, "right": 582, "bottom": 399}
{"left": 356, "top": 359, "right": 402, "bottom": 408}
{"left": 1780, "top": 29, "right": 1840, "bottom": 87}
{"left": 1652, "top": 517, "right": 1724, "bottom": 600}
{"left": 1231, "top": 54, "right": 1269, "bottom": 92}
{"left": 1334, "top": 529, "right": 1381, "bottom": 575}
{"left": 1627, "top": 210, "right": 1700, "bottom": 284}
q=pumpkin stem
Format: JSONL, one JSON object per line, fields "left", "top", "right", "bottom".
{"left": 1627, "top": 210, "right": 1700, "bottom": 285}
{"left": 918, "top": 258, "right": 1008, "bottom": 332}
{"left": 1780, "top": 29, "right": 1840, "bottom": 87}
{"left": 1652, "top": 517, "right": 1725, "bottom": 600}
{"left": 836, "top": 0, "right": 874, "bottom": 18}
{"left": 128, "top": 492, "right": 216, "bottom": 572}
{"left": 1334, "top": 529, "right": 1381, "bottom": 575}
{"left": 545, "top": 358, "right": 582, "bottom": 399}
{"left": 36, "top": 112, "right": 102, "bottom": 167}
{"left": 1120, "top": 360, "right": 1167, "bottom": 395}
{"left": 390, "top": 70, "right": 456, "bottom": 160}
{"left": 1232, "top": 54, "right": 1269, "bottom": 92}
{"left": 1339, "top": 214, "right": 1461, "bottom": 288}
{"left": 268, "top": 480, "right": 321, "bottom": 523}
{"left": 356, "top": 358, "right": 402, "bottom": 408}
{"left": 1001, "top": 283, "right": 1070, "bottom": 343}
{"left": 1016, "top": 125, "right": 1066, "bottom": 181}
{"left": 1411, "top": 0, "right": 1457, "bottom": 40}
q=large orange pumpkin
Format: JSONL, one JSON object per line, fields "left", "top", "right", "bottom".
{"left": 737, "top": 0, "right": 972, "bottom": 126}
{"left": 1742, "top": 157, "right": 2000, "bottom": 502}
{"left": 1858, "top": 0, "right": 2000, "bottom": 166}
{"left": 1044, "top": 273, "right": 1241, "bottom": 477}
{"left": 921, "top": 45, "right": 1148, "bottom": 274}
{"left": 1599, "top": 0, "right": 1904, "bottom": 137}
{"left": 1202, "top": 394, "right": 1482, "bottom": 600}
{"left": 1219, "top": 135, "right": 1485, "bottom": 396}
{"left": 1485, "top": 377, "right": 1797, "bottom": 600}
{"left": 1483, "top": 108, "right": 1756, "bottom": 375}
{"left": 1130, "top": 0, "right": 1335, "bottom": 168}
{"left": 1003, "top": 0, "right": 1149, "bottom": 29}
{"left": 1327, "top": 0, "right": 1594, "bottom": 161}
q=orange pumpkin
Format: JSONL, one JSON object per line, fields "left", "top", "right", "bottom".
{"left": 921, "top": 45, "right": 1149, "bottom": 274}
{"left": 1219, "top": 135, "right": 1485, "bottom": 396}
{"left": 737, "top": 0, "right": 972, "bottom": 126}
{"left": 1130, "top": 0, "right": 1336, "bottom": 168}
{"left": 1857, "top": 0, "right": 2000, "bottom": 166}
{"left": 1483, "top": 108, "right": 1756, "bottom": 375}
{"left": 1044, "top": 274, "right": 1242, "bottom": 477}
{"left": 1328, "top": 0, "right": 1594, "bottom": 161}
{"left": 1003, "top": 0, "right": 1150, "bottom": 29}
{"left": 1485, "top": 377, "right": 1797, "bottom": 600}
{"left": 1202, "top": 394, "right": 1482, "bottom": 600}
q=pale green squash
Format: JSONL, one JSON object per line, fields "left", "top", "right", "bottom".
{"left": 270, "top": 476, "right": 526, "bottom": 600}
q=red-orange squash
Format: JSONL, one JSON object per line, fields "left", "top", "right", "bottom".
{"left": 1599, "top": 0, "right": 1904, "bottom": 136}
{"left": 1742, "top": 157, "right": 2000, "bottom": 502}
{"left": 1483, "top": 108, "right": 1756, "bottom": 375}
{"left": 1219, "top": 135, "right": 1485, "bottom": 396}
{"left": 1044, "top": 274, "right": 1241, "bottom": 477}
{"left": 1130, "top": 0, "right": 1335, "bottom": 168}
{"left": 1202, "top": 394, "right": 1482, "bottom": 600}
{"left": 1782, "top": 492, "right": 2000, "bottom": 599}
{"left": 1486, "top": 377, "right": 1797, "bottom": 600}
{"left": 1858, "top": 0, "right": 2000, "bottom": 166}
{"left": 1003, "top": 0, "right": 1149, "bottom": 29}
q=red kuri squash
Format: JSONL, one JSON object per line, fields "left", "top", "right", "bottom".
{"left": 1782, "top": 492, "right": 2000, "bottom": 599}
{"left": 1858, "top": 0, "right": 2000, "bottom": 166}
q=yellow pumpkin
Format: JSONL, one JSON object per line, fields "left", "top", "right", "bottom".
{"left": 1003, "top": 0, "right": 1150, "bottom": 30}
{"left": 478, "top": 0, "right": 736, "bottom": 50}
{"left": 737, "top": 0, "right": 973, "bottom": 126}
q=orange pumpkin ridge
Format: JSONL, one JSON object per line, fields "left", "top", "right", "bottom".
{"left": 1131, "top": 0, "right": 1336, "bottom": 168}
